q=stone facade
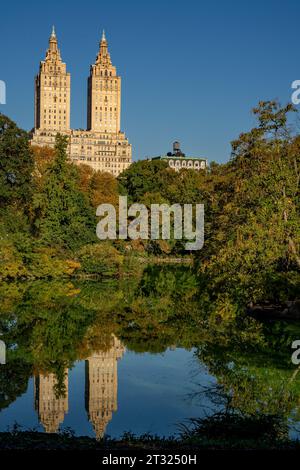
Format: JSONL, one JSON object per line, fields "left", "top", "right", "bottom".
{"left": 165, "top": 156, "right": 207, "bottom": 171}
{"left": 151, "top": 141, "right": 207, "bottom": 172}
{"left": 34, "top": 372, "right": 68, "bottom": 433}
{"left": 31, "top": 28, "right": 132, "bottom": 177}
{"left": 152, "top": 154, "right": 207, "bottom": 172}
{"left": 85, "top": 337, "right": 124, "bottom": 440}
{"left": 34, "top": 26, "right": 71, "bottom": 133}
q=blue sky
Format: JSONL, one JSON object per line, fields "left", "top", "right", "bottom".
{"left": 0, "top": 0, "right": 299, "bottom": 162}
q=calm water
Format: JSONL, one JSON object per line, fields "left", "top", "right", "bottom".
{"left": 0, "top": 348, "right": 217, "bottom": 438}
{"left": 0, "top": 265, "right": 300, "bottom": 439}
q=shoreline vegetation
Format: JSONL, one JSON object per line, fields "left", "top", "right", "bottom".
{"left": 0, "top": 99, "right": 299, "bottom": 319}
{"left": 0, "top": 100, "right": 299, "bottom": 450}
{"left": 1, "top": 270, "right": 300, "bottom": 447}
{"left": 1, "top": 431, "right": 299, "bottom": 451}
{"left": 1, "top": 411, "right": 300, "bottom": 451}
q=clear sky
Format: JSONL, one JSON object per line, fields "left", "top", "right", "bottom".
{"left": 1, "top": 0, "right": 299, "bottom": 163}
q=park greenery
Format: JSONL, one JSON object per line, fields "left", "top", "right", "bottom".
{"left": 0, "top": 100, "right": 299, "bottom": 312}
{"left": 0, "top": 97, "right": 299, "bottom": 447}
{"left": 0, "top": 266, "right": 300, "bottom": 447}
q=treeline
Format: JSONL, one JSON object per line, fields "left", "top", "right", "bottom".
{"left": 119, "top": 101, "right": 299, "bottom": 311}
{"left": 0, "top": 114, "right": 128, "bottom": 279}
{"left": 0, "top": 101, "right": 299, "bottom": 310}
{"left": 194, "top": 101, "right": 300, "bottom": 313}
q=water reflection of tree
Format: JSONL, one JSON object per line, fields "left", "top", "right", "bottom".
{"left": 194, "top": 323, "right": 300, "bottom": 432}
{"left": 0, "top": 359, "right": 32, "bottom": 411}
{"left": 0, "top": 265, "right": 299, "bottom": 434}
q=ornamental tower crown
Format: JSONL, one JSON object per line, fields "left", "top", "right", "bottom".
{"left": 34, "top": 26, "right": 71, "bottom": 132}
{"left": 87, "top": 31, "right": 121, "bottom": 133}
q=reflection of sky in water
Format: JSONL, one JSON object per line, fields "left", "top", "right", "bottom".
{"left": 0, "top": 348, "right": 217, "bottom": 438}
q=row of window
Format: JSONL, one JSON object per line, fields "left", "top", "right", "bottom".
{"left": 95, "top": 79, "right": 118, "bottom": 84}
{"left": 96, "top": 71, "right": 115, "bottom": 77}
{"left": 94, "top": 85, "right": 118, "bottom": 91}
{"left": 71, "top": 134, "right": 127, "bottom": 140}
{"left": 43, "top": 121, "right": 66, "bottom": 126}
{"left": 48, "top": 66, "right": 61, "bottom": 71}
{"left": 72, "top": 147, "right": 114, "bottom": 153}
{"left": 80, "top": 156, "right": 128, "bottom": 167}
{"left": 93, "top": 123, "right": 116, "bottom": 129}
{"left": 43, "top": 109, "right": 67, "bottom": 114}
{"left": 93, "top": 97, "right": 118, "bottom": 104}
{"left": 44, "top": 79, "right": 67, "bottom": 85}
{"left": 94, "top": 106, "right": 117, "bottom": 112}
{"left": 44, "top": 92, "right": 67, "bottom": 97}
{"left": 168, "top": 160, "right": 206, "bottom": 169}
{"left": 95, "top": 116, "right": 117, "bottom": 120}
{"left": 43, "top": 98, "right": 67, "bottom": 103}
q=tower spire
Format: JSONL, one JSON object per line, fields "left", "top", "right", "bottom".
{"left": 51, "top": 25, "right": 56, "bottom": 39}
{"left": 95, "top": 29, "right": 111, "bottom": 66}
{"left": 48, "top": 24, "right": 59, "bottom": 54}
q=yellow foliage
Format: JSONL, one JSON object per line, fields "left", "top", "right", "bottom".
{"left": 65, "top": 260, "right": 81, "bottom": 275}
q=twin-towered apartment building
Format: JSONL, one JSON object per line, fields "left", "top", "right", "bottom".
{"left": 35, "top": 336, "right": 124, "bottom": 439}
{"left": 31, "top": 27, "right": 132, "bottom": 176}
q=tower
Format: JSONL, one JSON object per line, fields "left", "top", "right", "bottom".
{"left": 31, "top": 28, "right": 132, "bottom": 176}
{"left": 34, "top": 26, "right": 71, "bottom": 132}
{"left": 87, "top": 30, "right": 121, "bottom": 133}
{"left": 85, "top": 337, "right": 124, "bottom": 440}
{"left": 34, "top": 371, "right": 68, "bottom": 433}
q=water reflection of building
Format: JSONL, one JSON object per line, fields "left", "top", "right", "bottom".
{"left": 0, "top": 340, "right": 5, "bottom": 365}
{"left": 34, "top": 337, "right": 125, "bottom": 438}
{"left": 85, "top": 337, "right": 125, "bottom": 439}
{"left": 34, "top": 372, "right": 68, "bottom": 433}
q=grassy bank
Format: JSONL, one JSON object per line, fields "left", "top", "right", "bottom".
{"left": 1, "top": 413, "right": 299, "bottom": 451}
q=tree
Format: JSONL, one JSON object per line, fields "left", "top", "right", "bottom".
{"left": 196, "top": 101, "right": 300, "bottom": 307}
{"left": 32, "top": 134, "right": 96, "bottom": 250}
{"left": 0, "top": 114, "right": 34, "bottom": 207}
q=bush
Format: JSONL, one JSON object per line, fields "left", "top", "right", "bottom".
{"left": 78, "top": 243, "right": 123, "bottom": 276}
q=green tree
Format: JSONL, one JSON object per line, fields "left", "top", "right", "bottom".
{"left": 32, "top": 134, "right": 96, "bottom": 250}
{"left": 0, "top": 114, "right": 34, "bottom": 206}
{"left": 196, "top": 101, "right": 300, "bottom": 307}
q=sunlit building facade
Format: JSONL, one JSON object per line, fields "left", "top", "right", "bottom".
{"left": 31, "top": 27, "right": 132, "bottom": 176}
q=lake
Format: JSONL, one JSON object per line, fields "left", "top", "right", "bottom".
{"left": 0, "top": 265, "right": 299, "bottom": 440}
